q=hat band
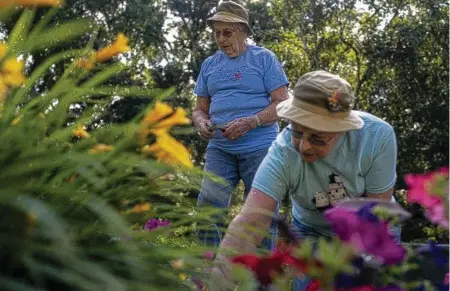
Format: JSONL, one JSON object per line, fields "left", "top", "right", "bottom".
{"left": 293, "top": 98, "right": 350, "bottom": 118}
{"left": 212, "top": 11, "right": 248, "bottom": 23}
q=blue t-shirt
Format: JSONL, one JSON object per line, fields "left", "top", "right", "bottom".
{"left": 252, "top": 112, "right": 398, "bottom": 236}
{"left": 194, "top": 45, "right": 289, "bottom": 154}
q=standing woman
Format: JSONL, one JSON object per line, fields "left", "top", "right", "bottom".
{"left": 192, "top": 1, "right": 289, "bottom": 250}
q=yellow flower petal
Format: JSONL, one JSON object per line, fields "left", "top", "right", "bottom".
{"left": 2, "top": 58, "right": 25, "bottom": 87}
{"left": 72, "top": 124, "right": 90, "bottom": 139}
{"left": 2, "top": 58, "right": 24, "bottom": 73}
{"left": 130, "top": 202, "right": 151, "bottom": 213}
{"left": 151, "top": 107, "right": 191, "bottom": 136}
{"left": 4, "top": 71, "right": 25, "bottom": 87}
{"left": 75, "top": 52, "right": 96, "bottom": 70}
{"left": 95, "top": 33, "right": 131, "bottom": 63}
{"left": 142, "top": 133, "right": 193, "bottom": 168}
{"left": 0, "top": 42, "right": 7, "bottom": 60}
{"left": 143, "top": 101, "right": 174, "bottom": 124}
{"left": 139, "top": 101, "right": 175, "bottom": 145}
{"left": 88, "top": 144, "right": 114, "bottom": 154}
{"left": 0, "top": 0, "right": 63, "bottom": 7}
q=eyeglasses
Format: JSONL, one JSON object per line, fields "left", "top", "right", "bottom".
{"left": 214, "top": 29, "right": 236, "bottom": 38}
{"left": 286, "top": 127, "right": 334, "bottom": 147}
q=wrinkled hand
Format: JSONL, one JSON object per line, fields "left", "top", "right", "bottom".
{"left": 197, "top": 119, "right": 214, "bottom": 139}
{"left": 222, "top": 116, "right": 257, "bottom": 140}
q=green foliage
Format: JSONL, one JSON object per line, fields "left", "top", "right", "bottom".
{"left": 0, "top": 6, "right": 212, "bottom": 291}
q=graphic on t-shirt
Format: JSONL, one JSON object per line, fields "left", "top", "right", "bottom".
{"left": 313, "top": 173, "right": 349, "bottom": 211}
{"left": 233, "top": 71, "right": 242, "bottom": 81}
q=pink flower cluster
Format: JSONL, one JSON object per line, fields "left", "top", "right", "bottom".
{"left": 405, "top": 167, "right": 449, "bottom": 229}
{"left": 324, "top": 204, "right": 406, "bottom": 265}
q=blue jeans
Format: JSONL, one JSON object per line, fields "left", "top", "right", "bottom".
{"left": 196, "top": 147, "right": 278, "bottom": 251}
{"left": 291, "top": 218, "right": 402, "bottom": 291}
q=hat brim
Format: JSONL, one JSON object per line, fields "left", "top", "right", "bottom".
{"left": 206, "top": 15, "right": 254, "bottom": 35}
{"left": 276, "top": 98, "right": 364, "bottom": 133}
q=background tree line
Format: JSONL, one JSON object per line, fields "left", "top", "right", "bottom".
{"left": 1, "top": 0, "right": 447, "bottom": 242}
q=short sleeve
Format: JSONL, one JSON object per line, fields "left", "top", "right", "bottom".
{"left": 252, "top": 142, "right": 289, "bottom": 203}
{"left": 365, "top": 127, "right": 398, "bottom": 194}
{"left": 262, "top": 51, "right": 289, "bottom": 94}
{"left": 193, "top": 59, "right": 210, "bottom": 97}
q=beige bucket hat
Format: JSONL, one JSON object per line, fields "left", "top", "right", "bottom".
{"left": 206, "top": 1, "right": 254, "bottom": 35}
{"left": 277, "top": 70, "right": 364, "bottom": 132}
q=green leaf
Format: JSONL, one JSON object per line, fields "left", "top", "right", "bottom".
{"left": 31, "top": 18, "right": 94, "bottom": 53}
{"left": 7, "top": 9, "right": 36, "bottom": 53}
{"left": 0, "top": 6, "right": 18, "bottom": 24}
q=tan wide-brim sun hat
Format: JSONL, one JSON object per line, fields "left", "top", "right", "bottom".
{"left": 277, "top": 70, "right": 364, "bottom": 133}
{"left": 206, "top": 1, "right": 254, "bottom": 35}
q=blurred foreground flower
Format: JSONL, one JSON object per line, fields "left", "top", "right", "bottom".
{"left": 405, "top": 167, "right": 449, "bottom": 229}
{"left": 0, "top": 42, "right": 25, "bottom": 116}
{"left": 145, "top": 218, "right": 170, "bottom": 231}
{"left": 88, "top": 144, "right": 114, "bottom": 154}
{"left": 72, "top": 124, "right": 90, "bottom": 138}
{"left": 231, "top": 248, "right": 313, "bottom": 286}
{"left": 76, "top": 33, "right": 130, "bottom": 70}
{"left": 130, "top": 202, "right": 151, "bottom": 213}
{"left": 139, "top": 101, "right": 190, "bottom": 142}
{"left": 325, "top": 203, "right": 406, "bottom": 265}
{"left": 142, "top": 133, "right": 193, "bottom": 168}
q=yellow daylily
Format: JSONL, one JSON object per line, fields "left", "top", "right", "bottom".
{"left": 88, "top": 144, "right": 114, "bottom": 154}
{"left": 72, "top": 124, "right": 90, "bottom": 138}
{"left": 151, "top": 107, "right": 191, "bottom": 136}
{"left": 139, "top": 101, "right": 174, "bottom": 144}
{"left": 0, "top": 42, "right": 7, "bottom": 60}
{"left": 130, "top": 202, "right": 151, "bottom": 213}
{"left": 95, "top": 33, "right": 130, "bottom": 63}
{"left": 142, "top": 133, "right": 193, "bottom": 168}
{"left": 1, "top": 58, "right": 25, "bottom": 87}
{"left": 75, "top": 52, "right": 96, "bottom": 70}
{"left": 0, "top": 0, "right": 63, "bottom": 7}
{"left": 143, "top": 101, "right": 174, "bottom": 124}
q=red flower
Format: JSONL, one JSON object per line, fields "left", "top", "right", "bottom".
{"left": 231, "top": 246, "right": 315, "bottom": 286}
{"left": 231, "top": 252, "right": 285, "bottom": 285}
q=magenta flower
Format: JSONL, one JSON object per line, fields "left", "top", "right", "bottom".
{"left": 405, "top": 167, "right": 449, "bottom": 229}
{"left": 144, "top": 218, "right": 170, "bottom": 231}
{"left": 203, "top": 251, "right": 214, "bottom": 261}
{"left": 325, "top": 204, "right": 406, "bottom": 265}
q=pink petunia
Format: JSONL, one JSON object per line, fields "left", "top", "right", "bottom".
{"left": 325, "top": 206, "right": 406, "bottom": 265}
{"left": 144, "top": 218, "right": 170, "bottom": 231}
{"left": 405, "top": 167, "right": 449, "bottom": 229}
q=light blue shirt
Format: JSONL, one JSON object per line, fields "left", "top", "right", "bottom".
{"left": 252, "top": 112, "right": 398, "bottom": 236}
{"left": 194, "top": 45, "right": 289, "bottom": 154}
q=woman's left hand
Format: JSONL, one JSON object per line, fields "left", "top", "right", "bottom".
{"left": 222, "top": 116, "right": 257, "bottom": 140}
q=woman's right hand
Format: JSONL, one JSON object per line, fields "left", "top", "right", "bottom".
{"left": 198, "top": 119, "right": 214, "bottom": 139}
